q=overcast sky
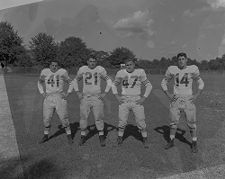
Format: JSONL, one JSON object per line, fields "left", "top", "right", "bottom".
{"left": 1, "top": 0, "right": 225, "bottom": 60}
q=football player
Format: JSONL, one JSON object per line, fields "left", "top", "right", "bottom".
{"left": 112, "top": 58, "right": 152, "bottom": 148}
{"left": 68, "top": 57, "right": 112, "bottom": 147}
{"left": 161, "top": 52, "right": 204, "bottom": 153}
{"left": 38, "top": 60, "right": 73, "bottom": 145}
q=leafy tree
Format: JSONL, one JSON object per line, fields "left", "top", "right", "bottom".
{"left": 57, "top": 36, "right": 90, "bottom": 68}
{"left": 159, "top": 57, "right": 170, "bottom": 69}
{"left": 208, "top": 59, "right": 220, "bottom": 70}
{"left": 29, "top": 32, "right": 58, "bottom": 67}
{"left": 136, "top": 59, "right": 152, "bottom": 69}
{"left": 199, "top": 60, "right": 209, "bottom": 70}
{"left": 0, "top": 21, "right": 26, "bottom": 66}
{"left": 107, "top": 47, "right": 136, "bottom": 68}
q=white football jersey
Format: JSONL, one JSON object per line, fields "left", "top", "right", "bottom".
{"left": 114, "top": 69, "right": 149, "bottom": 96}
{"left": 77, "top": 65, "right": 108, "bottom": 95}
{"left": 39, "top": 68, "right": 69, "bottom": 94}
{"left": 164, "top": 65, "right": 200, "bottom": 96}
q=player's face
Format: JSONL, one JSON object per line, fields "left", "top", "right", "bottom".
{"left": 50, "top": 62, "right": 59, "bottom": 73}
{"left": 125, "top": 60, "right": 135, "bottom": 73}
{"left": 87, "top": 58, "right": 97, "bottom": 69}
{"left": 178, "top": 56, "right": 187, "bottom": 69}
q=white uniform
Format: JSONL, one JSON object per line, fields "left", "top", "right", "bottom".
{"left": 112, "top": 69, "right": 152, "bottom": 132}
{"left": 38, "top": 68, "right": 70, "bottom": 128}
{"left": 69, "top": 65, "right": 111, "bottom": 132}
{"left": 161, "top": 65, "right": 204, "bottom": 125}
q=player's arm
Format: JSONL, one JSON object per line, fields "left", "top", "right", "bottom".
{"left": 62, "top": 70, "right": 72, "bottom": 84}
{"left": 67, "top": 78, "right": 78, "bottom": 93}
{"left": 37, "top": 71, "right": 46, "bottom": 97}
{"left": 137, "top": 70, "right": 152, "bottom": 104}
{"left": 76, "top": 67, "right": 83, "bottom": 81}
{"left": 191, "top": 67, "right": 204, "bottom": 102}
{"left": 112, "top": 72, "right": 123, "bottom": 103}
{"left": 60, "top": 70, "right": 72, "bottom": 99}
{"left": 161, "top": 68, "right": 176, "bottom": 101}
{"left": 100, "top": 68, "right": 112, "bottom": 98}
{"left": 74, "top": 68, "right": 83, "bottom": 100}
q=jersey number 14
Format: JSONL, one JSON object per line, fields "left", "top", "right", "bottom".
{"left": 175, "top": 73, "right": 189, "bottom": 87}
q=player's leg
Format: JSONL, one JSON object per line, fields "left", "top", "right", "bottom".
{"left": 79, "top": 98, "right": 90, "bottom": 145}
{"left": 92, "top": 97, "right": 106, "bottom": 146}
{"left": 56, "top": 96, "right": 72, "bottom": 145}
{"left": 132, "top": 104, "right": 149, "bottom": 148}
{"left": 165, "top": 106, "right": 180, "bottom": 149}
{"left": 39, "top": 97, "right": 54, "bottom": 143}
{"left": 185, "top": 103, "right": 197, "bottom": 153}
{"left": 117, "top": 103, "right": 129, "bottom": 145}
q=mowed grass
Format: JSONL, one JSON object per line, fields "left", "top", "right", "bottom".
{"left": 2, "top": 72, "right": 225, "bottom": 179}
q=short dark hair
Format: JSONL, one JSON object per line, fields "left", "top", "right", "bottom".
{"left": 88, "top": 57, "right": 97, "bottom": 61}
{"left": 177, "top": 52, "right": 187, "bottom": 59}
{"left": 124, "top": 58, "right": 136, "bottom": 64}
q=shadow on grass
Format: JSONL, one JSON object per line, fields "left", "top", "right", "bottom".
{"left": 84, "top": 122, "right": 117, "bottom": 142}
{"left": 48, "top": 122, "right": 80, "bottom": 141}
{"left": 0, "top": 156, "right": 64, "bottom": 179}
{"left": 46, "top": 122, "right": 117, "bottom": 145}
{"left": 123, "top": 124, "right": 144, "bottom": 142}
{"left": 154, "top": 125, "right": 192, "bottom": 147}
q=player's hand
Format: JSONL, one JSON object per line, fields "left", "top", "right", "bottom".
{"left": 167, "top": 93, "right": 178, "bottom": 102}
{"left": 61, "top": 92, "right": 69, "bottom": 100}
{"left": 99, "top": 93, "right": 106, "bottom": 101}
{"left": 42, "top": 92, "right": 47, "bottom": 98}
{"left": 115, "top": 95, "right": 124, "bottom": 104}
{"left": 136, "top": 96, "right": 146, "bottom": 105}
{"left": 189, "top": 94, "right": 198, "bottom": 103}
{"left": 77, "top": 91, "right": 83, "bottom": 100}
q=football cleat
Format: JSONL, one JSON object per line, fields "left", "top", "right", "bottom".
{"left": 191, "top": 141, "right": 198, "bottom": 153}
{"left": 67, "top": 134, "right": 73, "bottom": 145}
{"left": 99, "top": 135, "right": 106, "bottom": 147}
{"left": 165, "top": 139, "right": 174, "bottom": 150}
{"left": 79, "top": 135, "right": 86, "bottom": 146}
{"left": 39, "top": 134, "right": 49, "bottom": 144}
{"left": 142, "top": 137, "right": 149, "bottom": 149}
{"left": 117, "top": 136, "right": 123, "bottom": 146}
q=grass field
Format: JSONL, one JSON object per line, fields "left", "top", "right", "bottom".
{"left": 2, "top": 72, "right": 225, "bottom": 178}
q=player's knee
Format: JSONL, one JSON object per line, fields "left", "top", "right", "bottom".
{"left": 44, "top": 125, "right": 51, "bottom": 128}
{"left": 62, "top": 122, "right": 70, "bottom": 128}
{"left": 188, "top": 123, "right": 196, "bottom": 130}
{"left": 170, "top": 122, "right": 177, "bottom": 129}
{"left": 137, "top": 119, "right": 146, "bottom": 130}
{"left": 118, "top": 126, "right": 125, "bottom": 132}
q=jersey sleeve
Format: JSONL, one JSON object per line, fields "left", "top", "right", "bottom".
{"left": 161, "top": 66, "right": 173, "bottom": 91}
{"left": 114, "top": 71, "right": 122, "bottom": 86}
{"left": 99, "top": 67, "right": 112, "bottom": 93}
{"left": 192, "top": 65, "right": 200, "bottom": 80}
{"left": 140, "top": 69, "right": 152, "bottom": 97}
{"left": 99, "top": 67, "right": 109, "bottom": 80}
{"left": 61, "top": 69, "right": 71, "bottom": 83}
{"left": 37, "top": 69, "right": 46, "bottom": 94}
{"left": 140, "top": 69, "right": 148, "bottom": 85}
{"left": 192, "top": 66, "right": 204, "bottom": 90}
{"left": 76, "top": 67, "right": 84, "bottom": 81}
{"left": 112, "top": 71, "right": 122, "bottom": 94}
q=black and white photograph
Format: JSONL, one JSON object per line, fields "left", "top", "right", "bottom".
{"left": 0, "top": 0, "right": 225, "bottom": 178}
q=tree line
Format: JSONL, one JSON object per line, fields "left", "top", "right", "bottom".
{"left": 0, "top": 21, "right": 224, "bottom": 73}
